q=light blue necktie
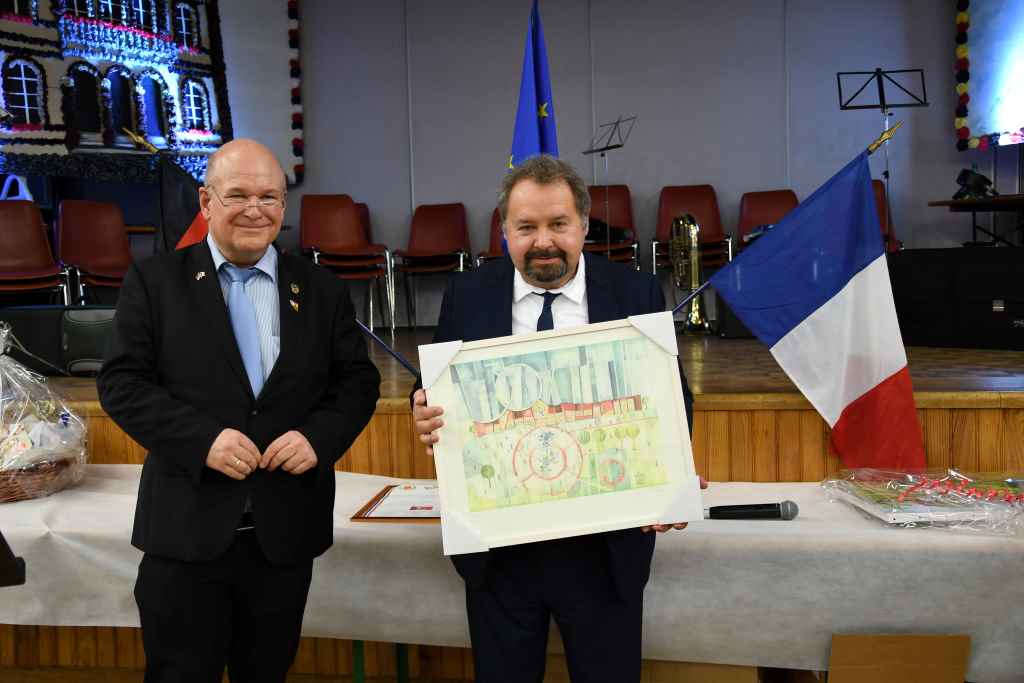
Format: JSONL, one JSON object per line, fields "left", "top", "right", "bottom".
{"left": 223, "top": 264, "right": 264, "bottom": 397}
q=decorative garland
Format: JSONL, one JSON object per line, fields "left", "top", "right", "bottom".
{"left": 0, "top": 43, "right": 63, "bottom": 59}
{"left": 0, "top": 0, "right": 232, "bottom": 171}
{"left": 0, "top": 150, "right": 208, "bottom": 183}
{"left": 99, "top": 63, "right": 136, "bottom": 145}
{"left": 136, "top": 65, "right": 178, "bottom": 147}
{"left": 58, "top": 13, "right": 180, "bottom": 64}
{"left": 178, "top": 76, "right": 210, "bottom": 130}
{"left": 62, "top": 61, "right": 100, "bottom": 150}
{"left": 287, "top": 0, "right": 302, "bottom": 184}
{"left": 0, "top": 28, "right": 61, "bottom": 46}
{"left": 0, "top": 136, "right": 65, "bottom": 145}
{"left": 0, "top": 0, "right": 38, "bottom": 25}
{"left": 0, "top": 55, "right": 50, "bottom": 127}
{"left": 954, "top": 0, "right": 1024, "bottom": 151}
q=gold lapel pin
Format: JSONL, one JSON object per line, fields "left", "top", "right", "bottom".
{"left": 289, "top": 299, "right": 299, "bottom": 312}
{"left": 195, "top": 271, "right": 206, "bottom": 281}
{"left": 290, "top": 283, "right": 300, "bottom": 294}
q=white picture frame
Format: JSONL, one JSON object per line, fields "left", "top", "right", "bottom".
{"left": 419, "top": 312, "right": 703, "bottom": 555}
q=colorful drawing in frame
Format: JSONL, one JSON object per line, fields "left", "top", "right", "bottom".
{"left": 449, "top": 337, "right": 669, "bottom": 512}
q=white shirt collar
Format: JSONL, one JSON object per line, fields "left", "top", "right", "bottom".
{"left": 207, "top": 232, "right": 278, "bottom": 283}
{"left": 513, "top": 253, "right": 586, "bottom": 304}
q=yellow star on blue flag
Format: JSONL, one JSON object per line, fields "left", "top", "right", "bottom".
{"left": 508, "top": 0, "right": 558, "bottom": 170}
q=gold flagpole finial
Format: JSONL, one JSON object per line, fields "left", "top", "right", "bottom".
{"left": 123, "top": 127, "right": 159, "bottom": 154}
{"left": 867, "top": 120, "right": 903, "bottom": 155}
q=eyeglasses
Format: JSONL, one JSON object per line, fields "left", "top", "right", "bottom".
{"left": 206, "top": 185, "right": 285, "bottom": 209}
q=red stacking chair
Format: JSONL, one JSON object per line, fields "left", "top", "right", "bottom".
{"left": 394, "top": 203, "right": 471, "bottom": 328}
{"left": 585, "top": 185, "right": 638, "bottom": 269}
{"left": 57, "top": 200, "right": 132, "bottom": 303}
{"left": 872, "top": 180, "right": 901, "bottom": 253}
{"left": 0, "top": 200, "right": 68, "bottom": 304}
{"left": 300, "top": 194, "right": 394, "bottom": 334}
{"left": 476, "top": 208, "right": 505, "bottom": 267}
{"left": 653, "top": 185, "right": 732, "bottom": 277}
{"left": 736, "top": 190, "right": 799, "bottom": 249}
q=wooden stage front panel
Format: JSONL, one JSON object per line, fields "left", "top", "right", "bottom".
{"left": 4, "top": 332, "right": 1023, "bottom": 681}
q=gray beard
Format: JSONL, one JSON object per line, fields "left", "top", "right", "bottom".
{"left": 525, "top": 257, "right": 568, "bottom": 283}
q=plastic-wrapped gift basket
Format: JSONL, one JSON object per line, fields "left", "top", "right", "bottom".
{"left": 0, "top": 322, "right": 86, "bottom": 503}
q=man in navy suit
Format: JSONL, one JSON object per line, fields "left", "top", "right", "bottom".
{"left": 412, "top": 154, "right": 698, "bottom": 682}
{"left": 99, "top": 139, "right": 380, "bottom": 682}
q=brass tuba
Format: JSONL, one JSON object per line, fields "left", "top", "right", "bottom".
{"left": 669, "top": 214, "right": 709, "bottom": 333}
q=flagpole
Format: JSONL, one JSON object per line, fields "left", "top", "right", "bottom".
{"left": 671, "top": 281, "right": 712, "bottom": 316}
{"left": 356, "top": 319, "right": 421, "bottom": 380}
{"left": 866, "top": 120, "right": 902, "bottom": 155}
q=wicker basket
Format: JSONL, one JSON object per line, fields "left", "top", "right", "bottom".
{"left": 0, "top": 457, "right": 83, "bottom": 504}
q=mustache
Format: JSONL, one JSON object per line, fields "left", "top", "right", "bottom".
{"left": 525, "top": 248, "right": 567, "bottom": 261}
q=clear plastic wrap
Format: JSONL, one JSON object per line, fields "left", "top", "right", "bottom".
{"left": 0, "top": 322, "right": 87, "bottom": 503}
{"left": 823, "top": 468, "right": 1024, "bottom": 535}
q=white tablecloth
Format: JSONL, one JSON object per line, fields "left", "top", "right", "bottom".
{"left": 1, "top": 465, "right": 1021, "bottom": 683}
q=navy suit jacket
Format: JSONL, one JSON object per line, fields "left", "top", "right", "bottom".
{"left": 427, "top": 253, "right": 694, "bottom": 596}
{"left": 98, "top": 242, "right": 381, "bottom": 566}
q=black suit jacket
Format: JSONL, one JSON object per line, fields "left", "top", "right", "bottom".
{"left": 428, "top": 253, "right": 694, "bottom": 597}
{"left": 98, "top": 242, "right": 380, "bottom": 566}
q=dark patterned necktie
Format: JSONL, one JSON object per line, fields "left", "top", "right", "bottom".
{"left": 535, "top": 291, "right": 561, "bottom": 331}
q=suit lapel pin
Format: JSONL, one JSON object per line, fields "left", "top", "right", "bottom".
{"left": 290, "top": 283, "right": 300, "bottom": 295}
{"left": 290, "top": 299, "right": 299, "bottom": 312}
{"left": 195, "top": 271, "right": 206, "bottom": 281}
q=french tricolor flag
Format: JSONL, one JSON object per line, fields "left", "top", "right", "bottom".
{"left": 710, "top": 152, "right": 925, "bottom": 470}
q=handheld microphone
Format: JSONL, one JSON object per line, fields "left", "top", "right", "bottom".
{"left": 703, "top": 501, "right": 799, "bottom": 520}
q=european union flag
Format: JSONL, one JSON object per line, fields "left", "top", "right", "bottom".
{"left": 508, "top": 0, "right": 558, "bottom": 169}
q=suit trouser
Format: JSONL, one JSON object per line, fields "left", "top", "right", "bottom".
{"left": 464, "top": 534, "right": 644, "bottom": 683}
{"left": 134, "top": 528, "right": 313, "bottom": 683}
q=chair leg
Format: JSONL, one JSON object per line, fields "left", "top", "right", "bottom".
{"left": 410, "top": 275, "right": 418, "bottom": 329}
{"left": 364, "top": 280, "right": 372, "bottom": 333}
{"left": 375, "top": 277, "right": 388, "bottom": 332}
{"left": 403, "top": 272, "right": 415, "bottom": 330}
{"left": 385, "top": 251, "right": 396, "bottom": 338}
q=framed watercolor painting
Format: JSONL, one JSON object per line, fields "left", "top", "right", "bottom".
{"left": 419, "top": 311, "right": 703, "bottom": 555}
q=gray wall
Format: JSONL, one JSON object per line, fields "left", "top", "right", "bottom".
{"left": 284, "top": 0, "right": 1012, "bottom": 326}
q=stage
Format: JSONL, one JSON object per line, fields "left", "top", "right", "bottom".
{"left": 56, "top": 328, "right": 1024, "bottom": 482}
{"left": 7, "top": 330, "right": 1021, "bottom": 682}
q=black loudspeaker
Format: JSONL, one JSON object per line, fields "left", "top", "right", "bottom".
{"left": 0, "top": 306, "right": 115, "bottom": 376}
{"left": 889, "top": 248, "right": 1024, "bottom": 350}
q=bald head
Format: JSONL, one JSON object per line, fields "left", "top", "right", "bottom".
{"left": 199, "top": 138, "right": 287, "bottom": 266}
{"left": 205, "top": 138, "right": 287, "bottom": 191}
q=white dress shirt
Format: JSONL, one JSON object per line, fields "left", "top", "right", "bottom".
{"left": 512, "top": 255, "right": 589, "bottom": 335}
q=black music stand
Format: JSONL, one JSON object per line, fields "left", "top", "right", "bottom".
{"left": 0, "top": 530, "right": 26, "bottom": 587}
{"left": 838, "top": 68, "right": 928, "bottom": 235}
{"left": 583, "top": 115, "right": 637, "bottom": 263}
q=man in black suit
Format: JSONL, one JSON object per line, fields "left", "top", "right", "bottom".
{"left": 412, "top": 154, "right": 700, "bottom": 682}
{"left": 98, "top": 139, "right": 380, "bottom": 682}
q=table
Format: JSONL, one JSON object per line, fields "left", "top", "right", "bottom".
{"left": 928, "top": 194, "right": 1024, "bottom": 246}
{"left": 1, "top": 466, "right": 1022, "bottom": 682}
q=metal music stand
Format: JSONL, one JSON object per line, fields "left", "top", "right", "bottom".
{"left": 838, "top": 68, "right": 928, "bottom": 236}
{"left": 0, "top": 530, "right": 25, "bottom": 587}
{"left": 583, "top": 115, "right": 637, "bottom": 262}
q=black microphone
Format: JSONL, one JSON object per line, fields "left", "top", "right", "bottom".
{"left": 703, "top": 501, "right": 799, "bottom": 520}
